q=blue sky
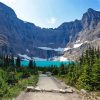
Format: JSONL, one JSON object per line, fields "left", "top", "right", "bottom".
{"left": 0, "top": 0, "right": 100, "bottom": 28}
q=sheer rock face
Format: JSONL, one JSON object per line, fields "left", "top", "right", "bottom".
{"left": 82, "top": 8, "right": 100, "bottom": 30}
{"left": 64, "top": 8, "right": 100, "bottom": 60}
{"left": 0, "top": 2, "right": 100, "bottom": 59}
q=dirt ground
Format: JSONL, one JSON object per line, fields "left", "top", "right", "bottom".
{"left": 15, "top": 74, "right": 93, "bottom": 100}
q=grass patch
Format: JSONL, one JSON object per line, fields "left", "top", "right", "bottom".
{"left": 2, "top": 75, "right": 38, "bottom": 99}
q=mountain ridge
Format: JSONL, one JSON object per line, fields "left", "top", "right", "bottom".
{"left": 0, "top": 2, "right": 100, "bottom": 60}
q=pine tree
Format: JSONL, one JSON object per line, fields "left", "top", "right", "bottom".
{"left": 77, "top": 64, "right": 93, "bottom": 90}
{"left": 59, "top": 63, "right": 65, "bottom": 75}
{"left": 10, "top": 55, "right": 14, "bottom": 67}
{"left": 29, "top": 59, "right": 33, "bottom": 69}
{"left": 77, "top": 46, "right": 100, "bottom": 91}
{"left": 92, "top": 59, "right": 100, "bottom": 90}
{"left": 52, "top": 67, "right": 59, "bottom": 75}
{"left": 3, "top": 55, "right": 10, "bottom": 69}
{"left": 16, "top": 56, "right": 21, "bottom": 68}
{"left": 28, "top": 60, "right": 38, "bottom": 75}
{"left": 96, "top": 47, "right": 100, "bottom": 59}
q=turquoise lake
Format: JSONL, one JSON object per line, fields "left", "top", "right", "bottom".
{"left": 21, "top": 60, "right": 72, "bottom": 67}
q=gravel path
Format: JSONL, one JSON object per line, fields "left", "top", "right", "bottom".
{"left": 15, "top": 74, "right": 86, "bottom": 100}
{"left": 36, "top": 74, "right": 59, "bottom": 90}
{"left": 15, "top": 92, "right": 83, "bottom": 100}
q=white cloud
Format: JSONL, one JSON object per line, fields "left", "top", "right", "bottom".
{"left": 48, "top": 17, "right": 56, "bottom": 24}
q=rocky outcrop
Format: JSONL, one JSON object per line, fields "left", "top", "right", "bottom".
{"left": 64, "top": 8, "right": 100, "bottom": 60}
{"left": 82, "top": 8, "right": 100, "bottom": 29}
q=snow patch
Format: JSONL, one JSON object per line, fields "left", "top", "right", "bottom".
{"left": 59, "top": 56, "right": 68, "bottom": 61}
{"left": 52, "top": 56, "right": 68, "bottom": 61}
{"left": 32, "top": 57, "right": 47, "bottom": 61}
{"left": 38, "top": 47, "right": 70, "bottom": 52}
{"left": 54, "top": 47, "right": 64, "bottom": 52}
{"left": 75, "top": 40, "right": 80, "bottom": 43}
{"left": 38, "top": 47, "right": 53, "bottom": 50}
{"left": 18, "top": 54, "right": 31, "bottom": 60}
{"left": 64, "top": 47, "right": 71, "bottom": 51}
{"left": 22, "top": 58, "right": 29, "bottom": 61}
{"left": 18, "top": 54, "right": 47, "bottom": 61}
{"left": 17, "top": 54, "right": 69, "bottom": 62}
{"left": 73, "top": 43, "right": 83, "bottom": 48}
{"left": 52, "top": 56, "right": 59, "bottom": 61}
{"left": 84, "top": 41, "right": 89, "bottom": 43}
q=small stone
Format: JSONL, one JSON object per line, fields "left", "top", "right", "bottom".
{"left": 80, "top": 89, "right": 87, "bottom": 94}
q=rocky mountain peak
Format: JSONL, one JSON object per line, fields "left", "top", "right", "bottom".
{"left": 87, "top": 8, "right": 95, "bottom": 12}
{"left": 0, "top": 2, "right": 17, "bottom": 18}
{"left": 82, "top": 8, "right": 100, "bottom": 29}
{"left": 0, "top": 2, "right": 100, "bottom": 59}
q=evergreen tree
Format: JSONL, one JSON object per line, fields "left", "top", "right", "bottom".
{"left": 16, "top": 56, "right": 21, "bottom": 68}
{"left": 29, "top": 59, "right": 33, "bottom": 69}
{"left": 77, "top": 64, "right": 93, "bottom": 91}
{"left": 61, "top": 46, "right": 100, "bottom": 91}
{"left": 59, "top": 63, "right": 65, "bottom": 75}
{"left": 92, "top": 59, "right": 100, "bottom": 90}
{"left": 96, "top": 47, "right": 100, "bottom": 59}
{"left": 10, "top": 55, "right": 14, "bottom": 67}
{"left": 52, "top": 67, "right": 59, "bottom": 75}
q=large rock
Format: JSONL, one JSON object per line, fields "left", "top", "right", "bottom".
{"left": 26, "top": 86, "right": 35, "bottom": 92}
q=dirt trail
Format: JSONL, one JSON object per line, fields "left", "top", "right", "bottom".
{"left": 15, "top": 74, "right": 86, "bottom": 100}
{"left": 36, "top": 74, "right": 59, "bottom": 90}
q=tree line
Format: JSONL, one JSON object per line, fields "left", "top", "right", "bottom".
{"left": 39, "top": 46, "right": 100, "bottom": 91}
{"left": 0, "top": 55, "right": 38, "bottom": 98}
{"left": 0, "top": 45, "right": 99, "bottom": 98}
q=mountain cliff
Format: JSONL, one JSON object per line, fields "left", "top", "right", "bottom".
{"left": 0, "top": 2, "right": 100, "bottom": 60}
{"left": 64, "top": 8, "right": 100, "bottom": 60}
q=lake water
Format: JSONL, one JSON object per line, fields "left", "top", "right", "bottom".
{"left": 21, "top": 60, "right": 72, "bottom": 67}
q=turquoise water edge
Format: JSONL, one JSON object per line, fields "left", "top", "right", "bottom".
{"left": 21, "top": 60, "right": 72, "bottom": 67}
